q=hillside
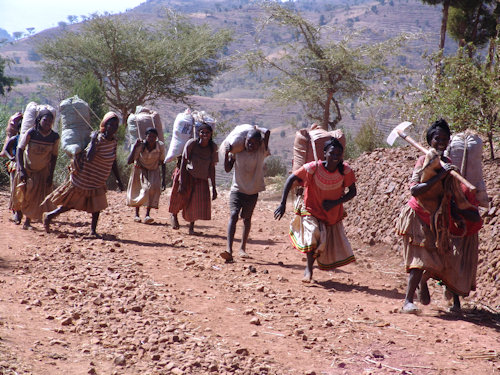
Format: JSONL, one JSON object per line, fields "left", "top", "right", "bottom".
{"left": 0, "top": 0, "right": 451, "bottom": 143}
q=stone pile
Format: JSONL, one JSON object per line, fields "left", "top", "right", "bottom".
{"left": 344, "top": 146, "right": 499, "bottom": 308}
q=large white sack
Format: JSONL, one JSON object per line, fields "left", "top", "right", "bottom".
{"left": 60, "top": 95, "right": 92, "bottom": 157}
{"left": 127, "top": 106, "right": 164, "bottom": 146}
{"left": 164, "top": 110, "right": 194, "bottom": 163}
{"left": 20, "top": 102, "right": 56, "bottom": 135}
{"left": 445, "top": 132, "right": 489, "bottom": 207}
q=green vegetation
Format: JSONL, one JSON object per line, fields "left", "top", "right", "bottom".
{"left": 246, "top": 2, "right": 413, "bottom": 130}
{"left": 399, "top": 46, "right": 499, "bottom": 159}
{"left": 72, "top": 73, "right": 107, "bottom": 128}
{"left": 0, "top": 55, "right": 15, "bottom": 96}
{"left": 38, "top": 12, "right": 233, "bottom": 123}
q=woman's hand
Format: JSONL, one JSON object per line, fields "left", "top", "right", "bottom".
{"left": 274, "top": 203, "right": 286, "bottom": 220}
{"left": 212, "top": 187, "right": 218, "bottom": 201}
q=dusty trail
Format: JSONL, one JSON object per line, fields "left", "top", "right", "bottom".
{"left": 0, "top": 190, "right": 498, "bottom": 375}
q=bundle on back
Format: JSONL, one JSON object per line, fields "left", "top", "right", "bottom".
{"left": 60, "top": 96, "right": 92, "bottom": 157}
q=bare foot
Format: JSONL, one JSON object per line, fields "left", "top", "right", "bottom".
{"left": 170, "top": 214, "right": 179, "bottom": 230}
{"left": 89, "top": 231, "right": 101, "bottom": 238}
{"left": 301, "top": 275, "right": 312, "bottom": 283}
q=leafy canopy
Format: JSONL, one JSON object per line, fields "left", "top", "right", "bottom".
{"left": 246, "top": 1, "right": 413, "bottom": 130}
{"left": 37, "top": 11, "right": 233, "bottom": 121}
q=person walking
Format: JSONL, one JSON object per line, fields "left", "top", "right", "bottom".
{"left": 126, "top": 127, "right": 166, "bottom": 224}
{"left": 220, "top": 128, "right": 270, "bottom": 262}
{"left": 274, "top": 137, "right": 357, "bottom": 282}
{"left": 43, "top": 112, "right": 124, "bottom": 237}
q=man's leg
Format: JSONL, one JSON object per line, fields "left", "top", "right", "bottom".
{"left": 417, "top": 270, "right": 431, "bottom": 305}
{"left": 134, "top": 207, "right": 141, "bottom": 222}
{"left": 221, "top": 211, "right": 238, "bottom": 262}
{"left": 239, "top": 217, "right": 251, "bottom": 258}
{"left": 403, "top": 268, "right": 423, "bottom": 313}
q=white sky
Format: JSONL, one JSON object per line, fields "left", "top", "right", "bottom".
{"left": 0, "top": 0, "right": 146, "bottom": 35}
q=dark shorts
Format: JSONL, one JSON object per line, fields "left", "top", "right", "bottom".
{"left": 229, "top": 191, "right": 258, "bottom": 219}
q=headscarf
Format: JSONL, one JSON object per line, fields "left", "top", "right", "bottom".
{"left": 99, "top": 112, "right": 120, "bottom": 133}
{"left": 35, "top": 109, "right": 54, "bottom": 129}
{"left": 6, "top": 112, "right": 23, "bottom": 138}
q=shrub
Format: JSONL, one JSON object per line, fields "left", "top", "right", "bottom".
{"left": 354, "top": 117, "right": 386, "bottom": 154}
{"left": 264, "top": 155, "right": 288, "bottom": 177}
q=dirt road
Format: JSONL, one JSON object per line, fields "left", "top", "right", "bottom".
{"left": 0, "top": 189, "right": 498, "bottom": 375}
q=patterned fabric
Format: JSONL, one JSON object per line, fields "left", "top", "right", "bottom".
{"left": 43, "top": 179, "right": 107, "bottom": 213}
{"left": 71, "top": 133, "right": 117, "bottom": 190}
{"left": 168, "top": 166, "right": 186, "bottom": 214}
{"left": 289, "top": 196, "right": 355, "bottom": 270}
{"left": 294, "top": 160, "right": 356, "bottom": 225}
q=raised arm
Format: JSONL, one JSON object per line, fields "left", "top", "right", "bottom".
{"left": 224, "top": 143, "right": 235, "bottom": 173}
{"left": 127, "top": 139, "right": 143, "bottom": 165}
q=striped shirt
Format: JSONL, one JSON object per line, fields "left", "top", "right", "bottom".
{"left": 71, "top": 134, "right": 117, "bottom": 190}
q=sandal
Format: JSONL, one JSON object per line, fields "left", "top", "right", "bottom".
{"left": 143, "top": 216, "right": 154, "bottom": 224}
{"left": 134, "top": 216, "right": 141, "bottom": 223}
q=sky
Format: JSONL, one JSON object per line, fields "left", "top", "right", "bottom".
{"left": 0, "top": 0, "right": 146, "bottom": 36}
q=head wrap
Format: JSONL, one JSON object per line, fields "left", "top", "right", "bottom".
{"left": 99, "top": 112, "right": 120, "bottom": 133}
{"left": 35, "top": 109, "right": 54, "bottom": 129}
{"left": 426, "top": 118, "right": 451, "bottom": 146}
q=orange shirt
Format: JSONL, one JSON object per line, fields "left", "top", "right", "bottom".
{"left": 294, "top": 160, "right": 356, "bottom": 225}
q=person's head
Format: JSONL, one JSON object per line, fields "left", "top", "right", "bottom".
{"left": 426, "top": 118, "right": 451, "bottom": 154}
{"left": 323, "top": 137, "right": 345, "bottom": 174}
{"left": 144, "top": 127, "right": 158, "bottom": 145}
{"left": 100, "top": 112, "right": 120, "bottom": 139}
{"left": 245, "top": 129, "right": 262, "bottom": 152}
{"left": 35, "top": 109, "right": 54, "bottom": 133}
{"left": 198, "top": 123, "right": 213, "bottom": 144}
{"left": 10, "top": 112, "right": 23, "bottom": 132}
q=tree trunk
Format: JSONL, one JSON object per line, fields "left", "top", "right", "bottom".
{"left": 321, "top": 90, "right": 334, "bottom": 130}
{"left": 487, "top": 128, "right": 495, "bottom": 160}
{"left": 439, "top": 0, "right": 450, "bottom": 50}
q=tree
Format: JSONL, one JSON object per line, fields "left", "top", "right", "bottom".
{"left": 447, "top": 0, "right": 497, "bottom": 54}
{"left": 67, "top": 15, "right": 78, "bottom": 24}
{"left": 72, "top": 72, "right": 107, "bottom": 127}
{"left": 38, "top": 12, "right": 232, "bottom": 123}
{"left": 12, "top": 31, "right": 24, "bottom": 40}
{"left": 0, "top": 56, "right": 16, "bottom": 95}
{"left": 246, "top": 2, "right": 411, "bottom": 130}
{"left": 26, "top": 27, "right": 35, "bottom": 36}
{"left": 420, "top": 0, "right": 454, "bottom": 50}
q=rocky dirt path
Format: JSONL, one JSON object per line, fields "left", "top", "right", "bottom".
{"left": 0, "top": 190, "right": 499, "bottom": 375}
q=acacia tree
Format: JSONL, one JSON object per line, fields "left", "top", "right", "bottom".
{"left": 37, "top": 12, "right": 232, "bottom": 122}
{"left": 246, "top": 2, "right": 411, "bottom": 130}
